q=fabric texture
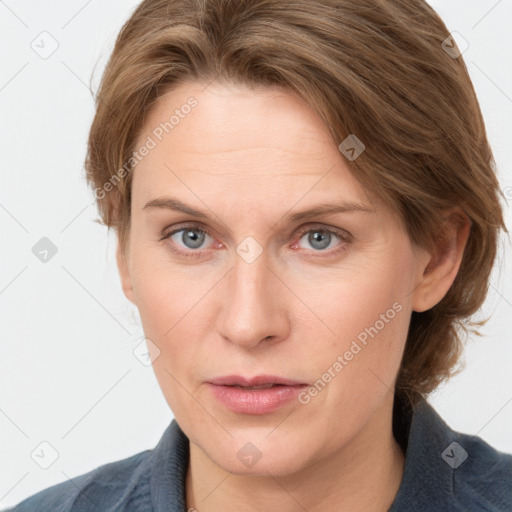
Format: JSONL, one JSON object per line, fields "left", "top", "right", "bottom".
{"left": 6, "top": 398, "right": 512, "bottom": 511}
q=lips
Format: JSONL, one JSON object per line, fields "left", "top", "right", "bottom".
{"left": 207, "top": 374, "right": 307, "bottom": 387}
{"left": 206, "top": 375, "right": 308, "bottom": 414}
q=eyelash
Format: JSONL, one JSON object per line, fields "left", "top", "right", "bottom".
{"left": 159, "top": 222, "right": 351, "bottom": 259}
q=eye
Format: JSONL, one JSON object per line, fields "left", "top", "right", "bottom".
{"left": 162, "top": 224, "right": 214, "bottom": 255}
{"left": 293, "top": 225, "right": 350, "bottom": 255}
{"left": 160, "top": 223, "right": 351, "bottom": 259}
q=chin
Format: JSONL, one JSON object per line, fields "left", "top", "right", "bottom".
{"left": 200, "top": 434, "right": 318, "bottom": 478}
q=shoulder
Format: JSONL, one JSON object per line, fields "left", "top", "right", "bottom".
{"left": 6, "top": 419, "right": 189, "bottom": 512}
{"left": 450, "top": 429, "right": 512, "bottom": 511}
{"left": 5, "top": 449, "right": 153, "bottom": 512}
{"left": 390, "top": 398, "right": 512, "bottom": 511}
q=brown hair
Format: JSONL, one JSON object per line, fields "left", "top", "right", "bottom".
{"left": 84, "top": 0, "right": 509, "bottom": 408}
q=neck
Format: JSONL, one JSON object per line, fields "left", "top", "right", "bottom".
{"left": 186, "top": 392, "right": 405, "bottom": 512}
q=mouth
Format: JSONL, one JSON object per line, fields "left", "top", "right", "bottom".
{"left": 205, "top": 375, "right": 308, "bottom": 415}
{"left": 207, "top": 374, "right": 308, "bottom": 387}
{"left": 228, "top": 383, "right": 283, "bottom": 390}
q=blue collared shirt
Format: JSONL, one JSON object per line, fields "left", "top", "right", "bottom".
{"left": 6, "top": 399, "right": 512, "bottom": 511}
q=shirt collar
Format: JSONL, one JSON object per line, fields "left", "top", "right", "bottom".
{"left": 389, "top": 398, "right": 457, "bottom": 510}
{"left": 150, "top": 418, "right": 189, "bottom": 512}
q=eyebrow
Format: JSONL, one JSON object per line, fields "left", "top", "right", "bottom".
{"left": 143, "top": 197, "right": 374, "bottom": 223}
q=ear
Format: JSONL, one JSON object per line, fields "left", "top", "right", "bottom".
{"left": 116, "top": 234, "right": 137, "bottom": 305}
{"left": 411, "top": 208, "right": 471, "bottom": 313}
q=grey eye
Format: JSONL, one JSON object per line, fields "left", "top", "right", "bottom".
{"left": 299, "top": 230, "right": 338, "bottom": 251}
{"left": 173, "top": 229, "right": 209, "bottom": 249}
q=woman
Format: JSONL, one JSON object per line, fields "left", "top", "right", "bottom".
{"left": 8, "top": 0, "right": 511, "bottom": 511}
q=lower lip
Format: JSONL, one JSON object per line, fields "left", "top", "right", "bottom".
{"left": 206, "top": 383, "right": 307, "bottom": 415}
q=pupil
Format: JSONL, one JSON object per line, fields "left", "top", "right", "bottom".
{"left": 309, "top": 231, "right": 330, "bottom": 250}
{"left": 184, "top": 230, "right": 204, "bottom": 249}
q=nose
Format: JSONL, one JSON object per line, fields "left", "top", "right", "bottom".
{"left": 216, "top": 250, "right": 290, "bottom": 350}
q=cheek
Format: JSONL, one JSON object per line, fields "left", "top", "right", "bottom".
{"left": 130, "top": 252, "right": 216, "bottom": 370}
{"left": 130, "top": 246, "right": 199, "bottom": 331}
{"left": 309, "top": 260, "right": 412, "bottom": 385}
{"left": 317, "top": 263, "right": 407, "bottom": 335}
{"left": 130, "top": 261, "right": 207, "bottom": 415}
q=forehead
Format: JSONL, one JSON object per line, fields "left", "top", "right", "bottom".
{"left": 138, "top": 80, "right": 332, "bottom": 152}
{"left": 131, "top": 80, "right": 375, "bottom": 211}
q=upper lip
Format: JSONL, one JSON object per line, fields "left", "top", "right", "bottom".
{"left": 207, "top": 375, "right": 307, "bottom": 386}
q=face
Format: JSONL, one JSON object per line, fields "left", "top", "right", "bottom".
{"left": 117, "top": 80, "right": 435, "bottom": 476}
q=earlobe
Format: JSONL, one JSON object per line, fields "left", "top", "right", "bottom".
{"left": 411, "top": 208, "right": 471, "bottom": 313}
{"left": 116, "top": 239, "right": 137, "bottom": 305}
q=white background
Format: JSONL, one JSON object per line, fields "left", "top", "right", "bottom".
{"left": 1, "top": 0, "right": 511, "bottom": 508}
